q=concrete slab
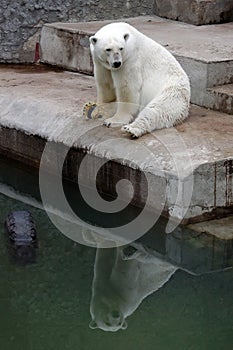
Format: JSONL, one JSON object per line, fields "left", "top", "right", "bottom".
{"left": 136, "top": 213, "right": 233, "bottom": 275}
{"left": 153, "top": 0, "right": 233, "bottom": 25}
{"left": 40, "top": 16, "right": 233, "bottom": 114}
{"left": 41, "top": 16, "right": 233, "bottom": 64}
{"left": 0, "top": 65, "right": 232, "bottom": 223}
{"left": 188, "top": 215, "right": 233, "bottom": 240}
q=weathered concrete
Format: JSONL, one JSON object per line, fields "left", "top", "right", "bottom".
{"left": 206, "top": 84, "right": 233, "bottom": 115}
{"left": 189, "top": 215, "right": 233, "bottom": 240}
{"left": 165, "top": 220, "right": 233, "bottom": 274}
{"left": 135, "top": 213, "right": 233, "bottom": 275}
{"left": 0, "top": 65, "right": 232, "bottom": 223}
{"left": 1, "top": 0, "right": 233, "bottom": 63}
{"left": 154, "top": 0, "right": 233, "bottom": 25}
{"left": 40, "top": 16, "right": 233, "bottom": 114}
{"left": 40, "top": 25, "right": 94, "bottom": 74}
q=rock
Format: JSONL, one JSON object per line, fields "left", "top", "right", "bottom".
{"left": 5, "top": 211, "right": 37, "bottom": 264}
{"left": 154, "top": 0, "right": 233, "bottom": 25}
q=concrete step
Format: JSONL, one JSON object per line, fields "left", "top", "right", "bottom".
{"left": 206, "top": 84, "right": 233, "bottom": 114}
{"left": 40, "top": 16, "right": 233, "bottom": 114}
{"left": 154, "top": 0, "right": 233, "bottom": 25}
{"left": 0, "top": 65, "right": 232, "bottom": 225}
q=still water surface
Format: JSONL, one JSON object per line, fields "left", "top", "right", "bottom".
{"left": 0, "top": 159, "right": 232, "bottom": 350}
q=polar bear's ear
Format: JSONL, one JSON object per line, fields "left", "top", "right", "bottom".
{"left": 89, "top": 320, "right": 98, "bottom": 329}
{"left": 121, "top": 320, "right": 128, "bottom": 330}
{"left": 123, "top": 33, "right": 129, "bottom": 42}
{"left": 90, "top": 36, "right": 97, "bottom": 45}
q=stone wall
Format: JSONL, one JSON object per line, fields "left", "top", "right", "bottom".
{"left": 2, "top": 0, "right": 233, "bottom": 63}
{"left": 154, "top": 0, "right": 233, "bottom": 25}
{"left": 0, "top": 0, "right": 154, "bottom": 63}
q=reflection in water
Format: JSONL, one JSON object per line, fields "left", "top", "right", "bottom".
{"left": 0, "top": 156, "right": 232, "bottom": 341}
{"left": 90, "top": 245, "right": 177, "bottom": 332}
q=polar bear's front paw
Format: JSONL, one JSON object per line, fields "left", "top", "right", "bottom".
{"left": 121, "top": 124, "right": 144, "bottom": 138}
{"left": 104, "top": 114, "right": 134, "bottom": 128}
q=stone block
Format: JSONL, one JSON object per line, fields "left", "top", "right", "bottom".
{"left": 40, "top": 17, "right": 233, "bottom": 114}
{"left": 153, "top": 0, "right": 233, "bottom": 25}
{"left": 0, "top": 66, "right": 232, "bottom": 223}
{"left": 40, "top": 24, "right": 93, "bottom": 74}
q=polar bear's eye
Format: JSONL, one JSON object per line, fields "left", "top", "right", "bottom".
{"left": 106, "top": 48, "right": 111, "bottom": 52}
{"left": 119, "top": 47, "right": 124, "bottom": 51}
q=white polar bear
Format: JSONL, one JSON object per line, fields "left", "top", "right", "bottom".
{"left": 87, "top": 22, "right": 191, "bottom": 138}
{"left": 89, "top": 246, "right": 177, "bottom": 332}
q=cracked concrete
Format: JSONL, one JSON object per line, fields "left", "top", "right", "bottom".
{"left": 0, "top": 65, "right": 232, "bottom": 223}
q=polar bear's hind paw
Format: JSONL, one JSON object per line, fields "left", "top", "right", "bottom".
{"left": 82, "top": 101, "right": 100, "bottom": 119}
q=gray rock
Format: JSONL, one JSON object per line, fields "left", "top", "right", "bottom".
{"left": 5, "top": 211, "right": 37, "bottom": 264}
{"left": 154, "top": 0, "right": 233, "bottom": 25}
{"left": 0, "top": 0, "right": 154, "bottom": 63}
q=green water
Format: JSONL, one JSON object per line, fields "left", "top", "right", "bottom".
{"left": 0, "top": 161, "right": 232, "bottom": 349}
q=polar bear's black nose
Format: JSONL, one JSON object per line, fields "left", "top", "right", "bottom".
{"left": 113, "top": 61, "right": 121, "bottom": 68}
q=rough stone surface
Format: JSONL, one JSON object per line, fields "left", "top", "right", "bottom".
{"left": 40, "top": 25, "right": 93, "bottom": 74}
{"left": 206, "top": 84, "right": 233, "bottom": 115}
{"left": 41, "top": 17, "right": 233, "bottom": 64}
{"left": 40, "top": 17, "right": 233, "bottom": 114}
{"left": 1, "top": 0, "right": 233, "bottom": 63}
{"left": 189, "top": 216, "right": 233, "bottom": 239}
{"left": 154, "top": 0, "right": 233, "bottom": 25}
{"left": 0, "top": 0, "right": 154, "bottom": 63}
{"left": 164, "top": 223, "right": 233, "bottom": 274}
{"left": 0, "top": 65, "right": 232, "bottom": 222}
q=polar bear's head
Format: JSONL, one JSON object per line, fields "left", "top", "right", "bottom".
{"left": 89, "top": 23, "right": 132, "bottom": 71}
{"left": 90, "top": 296, "right": 128, "bottom": 332}
{"left": 89, "top": 310, "right": 128, "bottom": 332}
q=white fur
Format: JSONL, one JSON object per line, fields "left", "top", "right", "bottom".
{"left": 89, "top": 246, "right": 177, "bottom": 332}
{"left": 90, "top": 22, "right": 191, "bottom": 137}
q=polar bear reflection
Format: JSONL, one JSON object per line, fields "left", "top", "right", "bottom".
{"left": 89, "top": 246, "right": 177, "bottom": 332}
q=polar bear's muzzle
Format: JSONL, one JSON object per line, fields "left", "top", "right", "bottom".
{"left": 110, "top": 52, "right": 122, "bottom": 69}
{"left": 112, "top": 61, "right": 122, "bottom": 69}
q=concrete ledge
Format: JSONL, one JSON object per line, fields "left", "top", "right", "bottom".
{"left": 189, "top": 216, "right": 233, "bottom": 240}
{"left": 1, "top": 154, "right": 232, "bottom": 275}
{"left": 141, "top": 216, "right": 233, "bottom": 274}
{"left": 40, "top": 17, "right": 233, "bottom": 114}
{"left": 206, "top": 84, "right": 233, "bottom": 114}
{"left": 40, "top": 25, "right": 93, "bottom": 74}
{"left": 0, "top": 123, "right": 232, "bottom": 225}
{"left": 40, "top": 17, "right": 233, "bottom": 64}
{"left": 0, "top": 65, "right": 232, "bottom": 223}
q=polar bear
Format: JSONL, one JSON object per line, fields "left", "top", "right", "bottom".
{"left": 84, "top": 22, "right": 190, "bottom": 138}
{"left": 89, "top": 246, "right": 177, "bottom": 332}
